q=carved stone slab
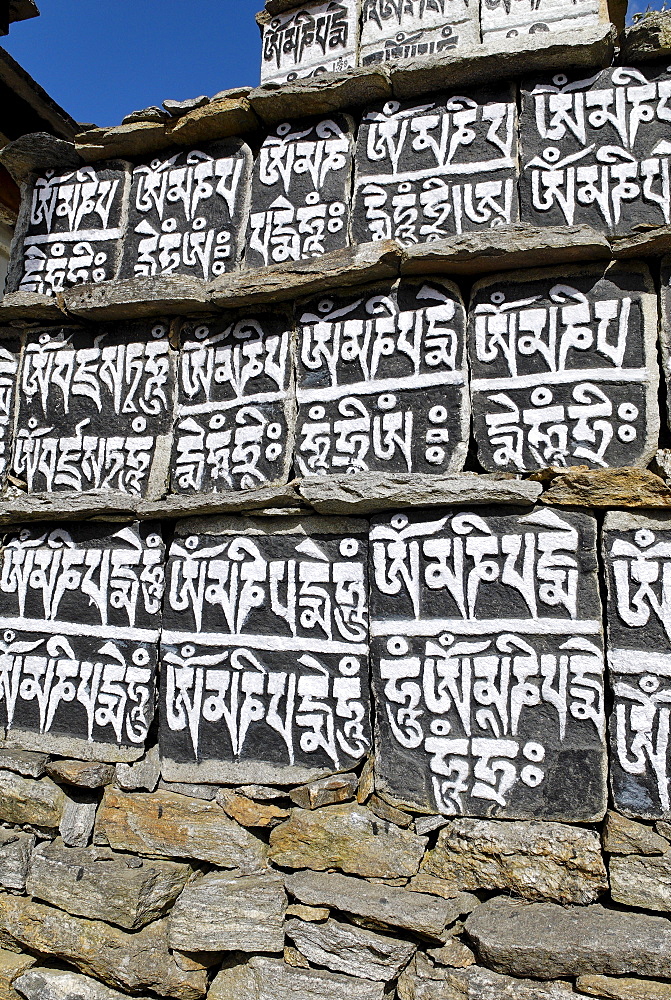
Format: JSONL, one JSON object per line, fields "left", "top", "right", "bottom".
{"left": 7, "top": 162, "right": 131, "bottom": 298}
{"left": 0, "top": 521, "right": 164, "bottom": 762}
{"left": 12, "top": 322, "right": 174, "bottom": 498}
{"left": 295, "top": 277, "right": 469, "bottom": 476}
{"left": 468, "top": 261, "right": 659, "bottom": 473}
{"left": 520, "top": 63, "right": 671, "bottom": 237}
{"left": 481, "top": 0, "right": 602, "bottom": 42}
{"left": 171, "top": 312, "right": 295, "bottom": 493}
{"left": 658, "top": 255, "right": 671, "bottom": 438}
{"left": 0, "top": 331, "right": 21, "bottom": 492}
{"left": 353, "top": 89, "right": 519, "bottom": 246}
{"left": 160, "top": 514, "right": 371, "bottom": 784}
{"left": 260, "top": 1, "right": 359, "bottom": 85}
{"left": 360, "top": 0, "right": 480, "bottom": 67}
{"left": 603, "top": 511, "right": 671, "bottom": 820}
{"left": 119, "top": 141, "right": 252, "bottom": 282}
{"left": 369, "top": 506, "right": 607, "bottom": 820}
{"left": 245, "top": 115, "right": 354, "bottom": 269}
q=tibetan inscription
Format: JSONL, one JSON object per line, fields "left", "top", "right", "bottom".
{"left": 120, "top": 141, "right": 252, "bottom": 281}
{"left": 9, "top": 162, "right": 130, "bottom": 298}
{"left": 13, "top": 323, "right": 174, "bottom": 497}
{"left": 520, "top": 63, "right": 671, "bottom": 237}
{"left": 481, "top": 0, "right": 602, "bottom": 41}
{"left": 172, "top": 313, "right": 295, "bottom": 493}
{"left": 603, "top": 512, "right": 671, "bottom": 821}
{"left": 260, "top": 1, "right": 358, "bottom": 85}
{"left": 360, "top": 0, "right": 479, "bottom": 67}
{"left": 295, "top": 278, "right": 469, "bottom": 477}
{"left": 160, "top": 515, "right": 371, "bottom": 784}
{"left": 0, "top": 522, "right": 164, "bottom": 762}
{"left": 658, "top": 255, "right": 671, "bottom": 436}
{"left": 369, "top": 507, "right": 607, "bottom": 820}
{"left": 246, "top": 115, "right": 354, "bottom": 269}
{"left": 0, "top": 333, "right": 20, "bottom": 491}
{"left": 468, "top": 262, "right": 659, "bottom": 473}
{"left": 353, "top": 90, "right": 518, "bottom": 245}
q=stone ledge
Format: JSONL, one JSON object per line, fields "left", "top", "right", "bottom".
{"left": 539, "top": 468, "right": 671, "bottom": 508}
{"left": 62, "top": 275, "right": 212, "bottom": 322}
{"left": 0, "top": 290, "right": 64, "bottom": 322}
{"left": 248, "top": 68, "right": 392, "bottom": 125}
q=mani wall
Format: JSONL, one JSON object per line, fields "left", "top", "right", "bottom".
{"left": 2, "top": 3, "right": 671, "bottom": 1000}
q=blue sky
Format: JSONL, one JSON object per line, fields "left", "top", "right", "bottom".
{"left": 3, "top": 0, "right": 262, "bottom": 127}
{"left": 0, "top": 0, "right": 657, "bottom": 128}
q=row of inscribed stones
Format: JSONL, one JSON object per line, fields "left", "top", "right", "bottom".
{"left": 0, "top": 506, "right": 666, "bottom": 825}
{"left": 0, "top": 263, "right": 661, "bottom": 495}
{"left": 259, "top": 0, "right": 612, "bottom": 84}
{"left": 12, "top": 62, "right": 671, "bottom": 296}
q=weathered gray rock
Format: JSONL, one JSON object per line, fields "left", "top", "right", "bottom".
{"left": 115, "top": 746, "right": 160, "bottom": 792}
{"left": 163, "top": 96, "right": 209, "bottom": 116}
{"left": 0, "top": 896, "right": 207, "bottom": 998}
{"left": 97, "top": 787, "right": 268, "bottom": 872}
{"left": 0, "top": 830, "right": 34, "bottom": 892}
{"left": 167, "top": 98, "right": 258, "bottom": 144}
{"left": 0, "top": 773, "right": 64, "bottom": 830}
{"left": 622, "top": 10, "right": 671, "bottom": 61}
{"left": 611, "top": 225, "right": 671, "bottom": 259}
{"left": 46, "top": 760, "right": 114, "bottom": 788}
{"left": 27, "top": 839, "right": 192, "bottom": 929}
{"left": 0, "top": 133, "right": 81, "bottom": 185}
{"left": 286, "top": 904, "right": 330, "bottom": 922}
{"left": 239, "top": 785, "right": 287, "bottom": 802}
{"left": 122, "top": 106, "right": 167, "bottom": 124}
{"left": 59, "top": 791, "right": 97, "bottom": 848}
{"left": 270, "top": 804, "right": 427, "bottom": 879}
{"left": 248, "top": 68, "right": 391, "bottom": 125}
{"left": 0, "top": 291, "right": 63, "bottom": 322}
{"left": 427, "top": 938, "right": 476, "bottom": 970}
{"left": 603, "top": 812, "right": 668, "bottom": 855}
{"left": 286, "top": 917, "right": 415, "bottom": 981}
{"left": 0, "top": 753, "right": 47, "bottom": 779}
{"left": 61, "top": 276, "right": 211, "bottom": 321}
{"left": 209, "top": 955, "right": 387, "bottom": 1000}
{"left": 421, "top": 819, "right": 607, "bottom": 904}
{"left": 0, "top": 949, "right": 35, "bottom": 1000}
{"left": 610, "top": 853, "right": 671, "bottom": 912}
{"left": 75, "top": 122, "right": 168, "bottom": 162}
{"left": 160, "top": 781, "right": 218, "bottom": 801}
{"left": 285, "top": 871, "right": 476, "bottom": 939}
{"left": 540, "top": 468, "right": 671, "bottom": 508}
{"left": 14, "top": 968, "right": 154, "bottom": 1000}
{"left": 290, "top": 775, "right": 358, "bottom": 810}
{"left": 415, "top": 817, "right": 449, "bottom": 837}
{"left": 577, "top": 974, "right": 671, "bottom": 999}
{"left": 397, "top": 958, "right": 576, "bottom": 1000}
{"left": 465, "top": 897, "right": 671, "bottom": 978}
{"left": 169, "top": 871, "right": 286, "bottom": 953}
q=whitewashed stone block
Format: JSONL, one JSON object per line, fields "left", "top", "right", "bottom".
{"left": 481, "top": 0, "right": 602, "bottom": 42}
{"left": 360, "top": 0, "right": 480, "bottom": 67}
{"left": 260, "top": 1, "right": 359, "bottom": 85}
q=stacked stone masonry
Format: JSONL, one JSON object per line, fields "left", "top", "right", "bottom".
{"left": 4, "top": 7, "right": 671, "bottom": 1000}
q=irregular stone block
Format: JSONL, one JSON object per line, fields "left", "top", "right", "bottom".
{"left": 0, "top": 751, "right": 47, "bottom": 779}
{"left": 120, "top": 141, "right": 252, "bottom": 282}
{"left": 171, "top": 312, "right": 295, "bottom": 493}
{"left": 0, "top": 950, "right": 36, "bottom": 1000}
{"left": 603, "top": 511, "right": 671, "bottom": 819}
{"left": 14, "top": 968, "right": 153, "bottom": 1000}
{"left": 163, "top": 97, "right": 209, "bottom": 117}
{"left": 168, "top": 870, "right": 286, "bottom": 952}
{"left": 0, "top": 291, "right": 63, "bottom": 322}
{"left": 209, "top": 955, "right": 387, "bottom": 1000}
{"left": 0, "top": 830, "right": 34, "bottom": 892}
{"left": 59, "top": 791, "right": 97, "bottom": 847}
{"left": 0, "top": 522, "right": 164, "bottom": 761}
{"left": 286, "top": 903, "right": 330, "bottom": 921}
{"left": 577, "top": 974, "right": 671, "bottom": 1000}
{"left": 369, "top": 506, "right": 608, "bottom": 820}
{"left": 217, "top": 789, "right": 289, "bottom": 827}
{"left": 290, "top": 773, "right": 358, "bottom": 809}
{"left": 398, "top": 958, "right": 578, "bottom": 1000}
{"left": 97, "top": 787, "right": 268, "bottom": 872}
{"left": 622, "top": 11, "right": 671, "bottom": 62}
{"left": 45, "top": 760, "right": 114, "bottom": 788}
{"left": 8, "top": 160, "right": 130, "bottom": 297}
{"left": 259, "top": 2, "right": 359, "bottom": 85}
{"left": 27, "top": 838, "right": 192, "bottom": 929}
{"left": 0, "top": 133, "right": 82, "bottom": 187}
{"left": 285, "top": 869, "right": 476, "bottom": 937}
{"left": 420, "top": 818, "right": 607, "bottom": 904}
{"left": 269, "top": 802, "right": 427, "bottom": 877}
{"left": 541, "top": 467, "right": 671, "bottom": 507}
{"left": 160, "top": 515, "right": 371, "bottom": 785}
{"left": 286, "top": 916, "right": 416, "bottom": 981}
{"left": 603, "top": 811, "right": 669, "bottom": 855}
{"left": 245, "top": 114, "right": 354, "bottom": 270}
{"left": 426, "top": 938, "right": 476, "bottom": 970}
{"left": 468, "top": 261, "right": 659, "bottom": 473}
{"left": 75, "top": 124, "right": 169, "bottom": 163}
{"left": 609, "top": 853, "right": 671, "bottom": 912}
{"left": 167, "top": 99, "right": 259, "bottom": 144}
{"left": 520, "top": 63, "right": 671, "bottom": 237}
{"left": 299, "top": 472, "right": 542, "bottom": 515}
{"left": 61, "top": 275, "right": 212, "bottom": 321}
{"left": 249, "top": 67, "right": 392, "bottom": 126}
{"left": 0, "top": 773, "right": 64, "bottom": 830}
{"left": 353, "top": 88, "right": 518, "bottom": 246}
{"left": 115, "top": 745, "right": 160, "bottom": 791}
{"left": 360, "top": 0, "right": 478, "bottom": 68}
{"left": 295, "top": 278, "right": 469, "bottom": 477}
{"left": 0, "top": 896, "right": 207, "bottom": 999}
{"left": 480, "top": 0, "right": 615, "bottom": 42}
{"left": 465, "top": 896, "right": 671, "bottom": 979}
{"left": 12, "top": 324, "right": 174, "bottom": 498}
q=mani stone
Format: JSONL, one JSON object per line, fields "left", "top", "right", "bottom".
{"left": 0, "top": 773, "right": 64, "bottom": 830}
{"left": 577, "top": 975, "right": 671, "bottom": 1000}
{"left": 96, "top": 787, "right": 268, "bottom": 872}
{"left": 420, "top": 819, "right": 607, "bottom": 904}
{"left": 171, "top": 312, "right": 294, "bottom": 494}
{"left": 259, "top": 2, "right": 358, "bottom": 85}
{"left": 0, "top": 831, "right": 34, "bottom": 893}
{"left": 26, "top": 839, "right": 192, "bottom": 929}
{"left": 245, "top": 114, "right": 354, "bottom": 270}
{"left": 209, "top": 955, "right": 387, "bottom": 1000}
{"left": 12, "top": 324, "right": 173, "bottom": 497}
{"left": 360, "top": 0, "right": 479, "bottom": 68}
{"left": 286, "top": 916, "right": 416, "bottom": 981}
{"left": 0, "top": 522, "right": 164, "bottom": 762}
{"left": 14, "top": 968, "right": 154, "bottom": 1000}
{"left": 119, "top": 140, "right": 252, "bottom": 282}
{"left": 159, "top": 514, "right": 372, "bottom": 786}
{"left": 290, "top": 773, "right": 358, "bottom": 809}
{"left": 369, "top": 506, "right": 608, "bottom": 821}
{"left": 468, "top": 261, "right": 659, "bottom": 474}
{"left": 397, "top": 959, "right": 577, "bottom": 1000}
{"left": 602, "top": 811, "right": 669, "bottom": 855}
{"left": 294, "top": 278, "right": 469, "bottom": 478}
{"left": 7, "top": 159, "right": 130, "bottom": 298}
{"left": 480, "top": 0, "right": 611, "bottom": 41}
{"left": 0, "top": 333, "right": 20, "bottom": 494}
{"left": 285, "top": 870, "right": 477, "bottom": 939}
{"left": 520, "top": 63, "right": 671, "bottom": 238}
{"left": 45, "top": 760, "right": 114, "bottom": 788}
{"left": 465, "top": 896, "right": 671, "bottom": 979}
{"left": 353, "top": 89, "right": 518, "bottom": 247}
{"left": 168, "top": 870, "right": 287, "bottom": 953}
{"left": 0, "top": 896, "right": 207, "bottom": 1000}
{"left": 602, "top": 511, "right": 671, "bottom": 820}
{"left": 609, "top": 853, "right": 671, "bottom": 912}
